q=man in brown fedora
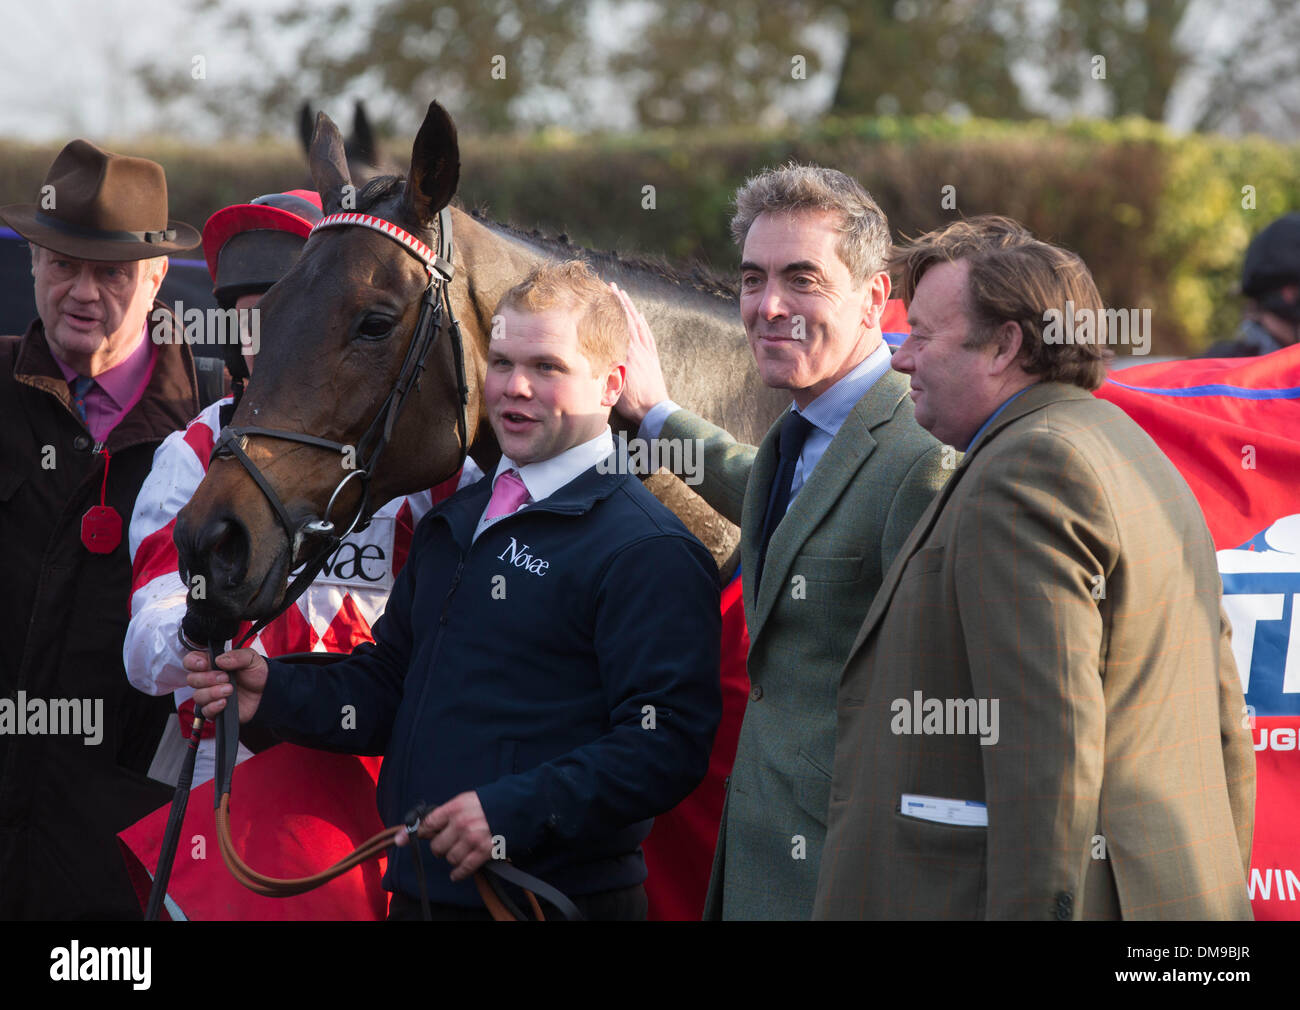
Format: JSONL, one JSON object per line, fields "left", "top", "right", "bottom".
{"left": 0, "top": 139, "right": 202, "bottom": 919}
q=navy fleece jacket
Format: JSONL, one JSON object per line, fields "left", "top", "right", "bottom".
{"left": 252, "top": 461, "right": 722, "bottom": 906}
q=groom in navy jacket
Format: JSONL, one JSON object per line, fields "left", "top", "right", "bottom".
{"left": 187, "top": 260, "right": 722, "bottom": 919}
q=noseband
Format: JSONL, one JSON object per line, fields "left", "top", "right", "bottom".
{"left": 209, "top": 206, "right": 471, "bottom": 646}
{"left": 152, "top": 202, "right": 579, "bottom": 922}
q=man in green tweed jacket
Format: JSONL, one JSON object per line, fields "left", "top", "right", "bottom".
{"left": 614, "top": 164, "right": 949, "bottom": 919}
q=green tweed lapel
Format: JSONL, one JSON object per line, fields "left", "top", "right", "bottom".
{"left": 749, "top": 369, "right": 910, "bottom": 639}
{"left": 740, "top": 413, "right": 783, "bottom": 620}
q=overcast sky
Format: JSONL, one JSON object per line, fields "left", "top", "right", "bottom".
{"left": 0, "top": 0, "right": 1257, "bottom": 144}
{"left": 1, "top": 0, "right": 317, "bottom": 141}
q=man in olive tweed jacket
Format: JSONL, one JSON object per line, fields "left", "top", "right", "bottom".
{"left": 815, "top": 217, "right": 1254, "bottom": 920}
{"left": 615, "top": 165, "right": 948, "bottom": 919}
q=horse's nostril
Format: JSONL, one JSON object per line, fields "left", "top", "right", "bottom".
{"left": 197, "top": 516, "right": 250, "bottom": 590}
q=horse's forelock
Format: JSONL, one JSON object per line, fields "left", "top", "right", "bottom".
{"left": 345, "top": 174, "right": 446, "bottom": 248}
{"left": 354, "top": 174, "right": 406, "bottom": 212}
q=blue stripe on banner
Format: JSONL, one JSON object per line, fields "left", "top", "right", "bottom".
{"left": 883, "top": 332, "right": 906, "bottom": 347}
{"left": 1104, "top": 376, "right": 1300, "bottom": 400}
{"left": 1, "top": 228, "right": 207, "bottom": 269}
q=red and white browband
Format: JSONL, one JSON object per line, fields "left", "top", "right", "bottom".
{"left": 310, "top": 212, "right": 454, "bottom": 282}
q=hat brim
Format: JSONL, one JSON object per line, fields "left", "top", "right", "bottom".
{"left": 0, "top": 203, "right": 201, "bottom": 261}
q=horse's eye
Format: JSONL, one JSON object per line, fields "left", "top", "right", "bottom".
{"left": 357, "top": 314, "right": 394, "bottom": 340}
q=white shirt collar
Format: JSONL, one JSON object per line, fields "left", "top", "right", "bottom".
{"left": 493, "top": 426, "right": 615, "bottom": 504}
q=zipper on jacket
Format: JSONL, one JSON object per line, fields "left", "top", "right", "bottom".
{"left": 439, "top": 557, "right": 465, "bottom": 625}
{"left": 396, "top": 531, "right": 465, "bottom": 893}
{"left": 391, "top": 500, "right": 592, "bottom": 895}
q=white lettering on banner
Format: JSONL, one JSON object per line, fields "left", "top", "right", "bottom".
{"left": 292, "top": 514, "right": 395, "bottom": 592}
{"left": 497, "top": 537, "right": 550, "bottom": 576}
{"left": 1248, "top": 867, "right": 1300, "bottom": 901}
{"left": 1218, "top": 516, "right": 1300, "bottom": 703}
{"left": 1254, "top": 727, "right": 1298, "bottom": 751}
{"left": 1223, "top": 593, "right": 1287, "bottom": 696}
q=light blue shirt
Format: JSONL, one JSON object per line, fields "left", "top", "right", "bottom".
{"left": 964, "top": 385, "right": 1033, "bottom": 453}
{"left": 640, "top": 340, "right": 894, "bottom": 514}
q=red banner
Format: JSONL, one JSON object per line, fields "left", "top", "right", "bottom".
{"left": 1097, "top": 347, "right": 1300, "bottom": 919}
{"left": 119, "top": 746, "right": 389, "bottom": 920}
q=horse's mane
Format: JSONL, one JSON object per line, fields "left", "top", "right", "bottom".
{"left": 468, "top": 208, "right": 739, "bottom": 303}
{"left": 347, "top": 176, "right": 739, "bottom": 303}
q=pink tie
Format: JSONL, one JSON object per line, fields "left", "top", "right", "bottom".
{"left": 484, "top": 469, "right": 530, "bottom": 521}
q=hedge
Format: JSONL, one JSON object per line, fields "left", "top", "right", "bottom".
{"left": 2, "top": 115, "right": 1295, "bottom": 355}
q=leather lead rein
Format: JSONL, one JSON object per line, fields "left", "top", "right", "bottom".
{"left": 150, "top": 206, "right": 581, "bottom": 921}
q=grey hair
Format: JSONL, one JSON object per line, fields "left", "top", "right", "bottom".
{"left": 730, "top": 162, "right": 891, "bottom": 285}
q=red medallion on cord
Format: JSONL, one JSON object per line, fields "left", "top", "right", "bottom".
{"left": 81, "top": 446, "right": 121, "bottom": 553}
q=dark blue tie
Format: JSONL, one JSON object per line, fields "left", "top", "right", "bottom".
{"left": 70, "top": 375, "right": 94, "bottom": 424}
{"left": 754, "top": 409, "right": 814, "bottom": 591}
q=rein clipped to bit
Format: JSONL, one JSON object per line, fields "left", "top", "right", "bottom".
{"left": 146, "top": 206, "right": 581, "bottom": 922}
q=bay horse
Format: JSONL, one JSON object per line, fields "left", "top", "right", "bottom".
{"left": 174, "top": 100, "right": 785, "bottom": 634}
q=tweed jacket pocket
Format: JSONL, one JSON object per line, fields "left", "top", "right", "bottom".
{"left": 793, "top": 748, "right": 833, "bottom": 826}
{"left": 791, "top": 553, "right": 863, "bottom": 584}
{"left": 892, "top": 807, "right": 987, "bottom": 919}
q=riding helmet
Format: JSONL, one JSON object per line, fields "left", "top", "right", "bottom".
{"left": 201, "top": 189, "right": 324, "bottom": 309}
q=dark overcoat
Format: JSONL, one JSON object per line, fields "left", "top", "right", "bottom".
{"left": 0, "top": 306, "right": 198, "bottom": 919}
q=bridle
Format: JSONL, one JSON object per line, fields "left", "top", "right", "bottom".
{"left": 205, "top": 204, "right": 472, "bottom": 829}
{"left": 148, "top": 205, "right": 582, "bottom": 921}
{"left": 209, "top": 206, "right": 470, "bottom": 645}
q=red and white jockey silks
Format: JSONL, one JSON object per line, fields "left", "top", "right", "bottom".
{"left": 123, "top": 395, "right": 481, "bottom": 785}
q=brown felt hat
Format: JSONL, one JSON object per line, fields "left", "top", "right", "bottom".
{"left": 0, "top": 139, "right": 200, "bottom": 261}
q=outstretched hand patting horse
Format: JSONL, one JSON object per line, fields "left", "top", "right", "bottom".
{"left": 158, "top": 92, "right": 784, "bottom": 922}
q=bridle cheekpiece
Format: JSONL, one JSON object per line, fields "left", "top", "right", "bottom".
{"left": 206, "top": 205, "right": 470, "bottom": 660}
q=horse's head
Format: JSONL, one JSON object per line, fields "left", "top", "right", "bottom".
{"left": 176, "top": 101, "right": 478, "bottom": 641}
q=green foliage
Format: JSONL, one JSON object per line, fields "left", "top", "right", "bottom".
{"left": 829, "top": 0, "right": 1031, "bottom": 119}
{"left": 4, "top": 117, "right": 1296, "bottom": 354}
{"left": 1045, "top": 0, "right": 1193, "bottom": 120}
{"left": 462, "top": 116, "right": 1300, "bottom": 353}
{"left": 608, "top": 0, "right": 831, "bottom": 128}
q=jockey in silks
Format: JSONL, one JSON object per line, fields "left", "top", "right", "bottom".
{"left": 123, "top": 190, "right": 481, "bottom": 785}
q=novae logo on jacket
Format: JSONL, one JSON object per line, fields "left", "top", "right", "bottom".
{"left": 497, "top": 536, "right": 550, "bottom": 576}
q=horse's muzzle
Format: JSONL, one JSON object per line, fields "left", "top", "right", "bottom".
{"left": 174, "top": 507, "right": 261, "bottom": 637}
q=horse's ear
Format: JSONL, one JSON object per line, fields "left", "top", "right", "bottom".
{"left": 298, "top": 101, "right": 315, "bottom": 156}
{"left": 351, "top": 100, "right": 377, "bottom": 166}
{"left": 309, "top": 112, "right": 352, "bottom": 213}
{"left": 405, "top": 101, "right": 460, "bottom": 225}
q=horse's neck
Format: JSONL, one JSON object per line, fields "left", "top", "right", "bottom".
{"left": 454, "top": 212, "right": 785, "bottom": 447}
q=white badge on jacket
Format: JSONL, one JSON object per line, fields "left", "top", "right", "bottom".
{"left": 899, "top": 793, "right": 988, "bottom": 827}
